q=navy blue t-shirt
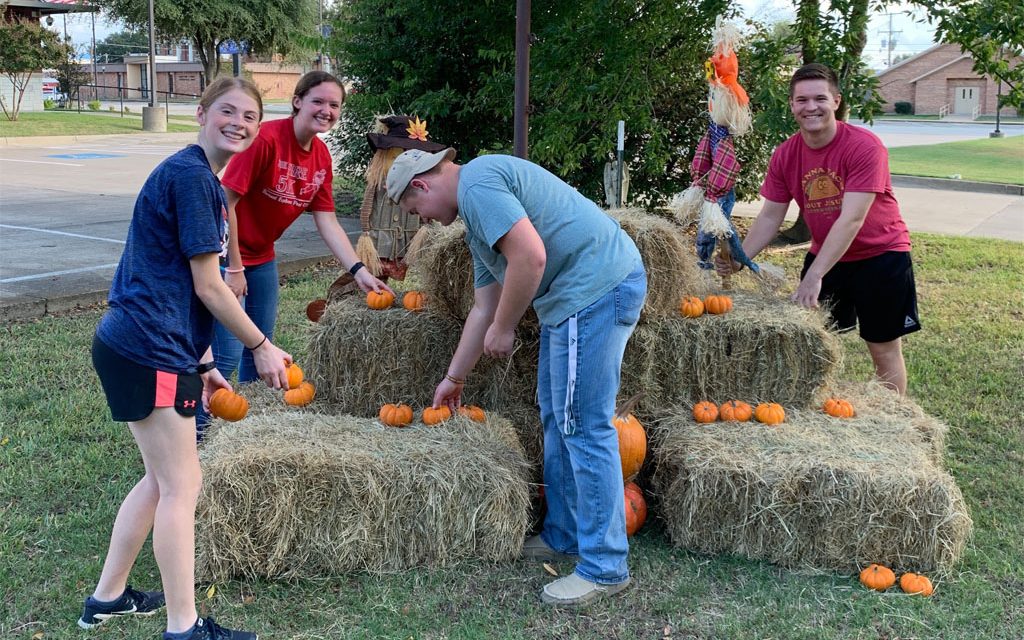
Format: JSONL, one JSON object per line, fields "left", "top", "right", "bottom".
{"left": 97, "top": 145, "right": 227, "bottom": 373}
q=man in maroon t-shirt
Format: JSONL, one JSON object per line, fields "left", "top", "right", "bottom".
{"left": 718, "top": 63, "right": 920, "bottom": 395}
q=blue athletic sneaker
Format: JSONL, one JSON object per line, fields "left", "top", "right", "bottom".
{"left": 163, "top": 617, "right": 258, "bottom": 640}
{"left": 77, "top": 585, "right": 165, "bottom": 629}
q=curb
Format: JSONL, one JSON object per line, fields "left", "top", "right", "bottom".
{"left": 891, "top": 175, "right": 1024, "bottom": 196}
{"left": 0, "top": 131, "right": 199, "bottom": 147}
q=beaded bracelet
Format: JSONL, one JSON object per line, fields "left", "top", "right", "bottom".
{"left": 445, "top": 373, "right": 465, "bottom": 385}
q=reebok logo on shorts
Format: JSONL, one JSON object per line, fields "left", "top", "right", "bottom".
{"left": 904, "top": 315, "right": 917, "bottom": 328}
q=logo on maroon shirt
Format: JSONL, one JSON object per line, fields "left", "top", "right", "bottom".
{"left": 802, "top": 168, "right": 844, "bottom": 217}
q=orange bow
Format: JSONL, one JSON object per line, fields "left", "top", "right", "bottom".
{"left": 709, "top": 50, "right": 749, "bottom": 106}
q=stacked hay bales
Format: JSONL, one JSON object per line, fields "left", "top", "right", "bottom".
{"left": 196, "top": 398, "right": 531, "bottom": 580}
{"left": 649, "top": 382, "right": 971, "bottom": 573}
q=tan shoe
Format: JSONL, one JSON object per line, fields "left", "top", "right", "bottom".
{"left": 540, "top": 573, "right": 631, "bottom": 606}
{"left": 520, "top": 535, "right": 574, "bottom": 561}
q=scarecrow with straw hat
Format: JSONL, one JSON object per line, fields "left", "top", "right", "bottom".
{"left": 673, "top": 17, "right": 783, "bottom": 289}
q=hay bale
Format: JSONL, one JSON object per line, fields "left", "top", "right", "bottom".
{"left": 196, "top": 410, "right": 531, "bottom": 580}
{"left": 649, "top": 403, "right": 972, "bottom": 574}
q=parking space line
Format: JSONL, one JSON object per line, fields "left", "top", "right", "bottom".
{"left": 0, "top": 224, "right": 127, "bottom": 244}
{"left": 1, "top": 263, "right": 120, "bottom": 284}
{"left": 0, "top": 158, "right": 84, "bottom": 167}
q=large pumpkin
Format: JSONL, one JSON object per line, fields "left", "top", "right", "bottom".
{"left": 693, "top": 400, "right": 719, "bottom": 423}
{"left": 402, "top": 290, "right": 426, "bottom": 312}
{"left": 859, "top": 564, "right": 896, "bottom": 591}
{"left": 283, "top": 381, "right": 315, "bottom": 407}
{"left": 422, "top": 405, "right": 452, "bottom": 425}
{"left": 719, "top": 400, "right": 753, "bottom": 422}
{"left": 366, "top": 289, "right": 395, "bottom": 310}
{"left": 457, "top": 404, "right": 486, "bottom": 423}
{"left": 624, "top": 482, "right": 647, "bottom": 537}
{"left": 899, "top": 572, "right": 933, "bottom": 596}
{"left": 703, "top": 294, "right": 734, "bottom": 315}
{"left": 285, "top": 361, "right": 304, "bottom": 389}
{"left": 754, "top": 402, "right": 786, "bottom": 425}
{"left": 823, "top": 397, "right": 856, "bottom": 418}
{"left": 209, "top": 388, "right": 248, "bottom": 422}
{"left": 379, "top": 403, "right": 413, "bottom": 427}
{"left": 679, "top": 296, "right": 705, "bottom": 318}
{"left": 613, "top": 412, "right": 647, "bottom": 481}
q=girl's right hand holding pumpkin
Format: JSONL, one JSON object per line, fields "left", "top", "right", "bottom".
{"left": 252, "top": 340, "right": 292, "bottom": 389}
{"left": 433, "top": 377, "right": 463, "bottom": 413}
{"left": 200, "top": 368, "right": 232, "bottom": 411}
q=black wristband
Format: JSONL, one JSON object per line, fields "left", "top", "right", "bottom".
{"left": 349, "top": 261, "right": 365, "bottom": 276}
{"left": 248, "top": 335, "right": 267, "bottom": 351}
{"left": 196, "top": 361, "right": 217, "bottom": 375}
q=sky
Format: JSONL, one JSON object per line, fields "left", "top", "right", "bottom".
{"left": 49, "top": 1, "right": 938, "bottom": 72}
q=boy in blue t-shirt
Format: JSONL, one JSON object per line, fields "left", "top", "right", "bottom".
{"left": 387, "top": 148, "right": 647, "bottom": 606}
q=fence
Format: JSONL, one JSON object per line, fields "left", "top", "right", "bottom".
{"left": 53, "top": 83, "right": 200, "bottom": 122}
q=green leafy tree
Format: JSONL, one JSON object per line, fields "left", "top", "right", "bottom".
{"left": 55, "top": 51, "right": 92, "bottom": 106}
{"left": 910, "top": 0, "right": 1023, "bottom": 110}
{"left": 94, "top": 0, "right": 317, "bottom": 80}
{"left": 0, "top": 19, "right": 73, "bottom": 120}
{"left": 95, "top": 29, "right": 150, "bottom": 62}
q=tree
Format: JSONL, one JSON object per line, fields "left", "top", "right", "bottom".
{"left": 329, "top": 0, "right": 793, "bottom": 208}
{"left": 94, "top": 0, "right": 316, "bottom": 79}
{"left": 95, "top": 29, "right": 150, "bottom": 62}
{"left": 0, "top": 19, "right": 73, "bottom": 120}
{"left": 910, "top": 0, "right": 1023, "bottom": 110}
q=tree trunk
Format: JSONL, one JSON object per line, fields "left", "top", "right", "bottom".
{"left": 194, "top": 36, "right": 221, "bottom": 81}
{"left": 836, "top": 0, "right": 870, "bottom": 122}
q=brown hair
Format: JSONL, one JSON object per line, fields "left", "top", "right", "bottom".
{"left": 292, "top": 71, "right": 347, "bottom": 115}
{"left": 199, "top": 76, "right": 263, "bottom": 121}
{"left": 789, "top": 63, "right": 841, "bottom": 98}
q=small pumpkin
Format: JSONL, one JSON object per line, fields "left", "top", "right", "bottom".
{"left": 704, "top": 294, "right": 734, "bottom": 314}
{"left": 693, "top": 400, "right": 719, "bottom": 423}
{"left": 457, "top": 404, "right": 486, "bottom": 422}
{"left": 402, "top": 290, "right": 426, "bottom": 312}
{"left": 209, "top": 388, "right": 248, "bottom": 422}
{"left": 859, "top": 563, "right": 896, "bottom": 591}
{"left": 823, "top": 397, "right": 856, "bottom": 418}
{"left": 679, "top": 295, "right": 705, "bottom": 318}
{"left": 306, "top": 299, "right": 327, "bottom": 322}
{"left": 283, "top": 381, "right": 316, "bottom": 407}
{"left": 719, "top": 400, "right": 753, "bottom": 422}
{"left": 285, "top": 361, "right": 304, "bottom": 389}
{"left": 754, "top": 402, "right": 786, "bottom": 425}
{"left": 422, "top": 405, "right": 452, "bottom": 425}
{"left": 899, "top": 572, "right": 934, "bottom": 597}
{"left": 366, "top": 289, "right": 395, "bottom": 310}
{"left": 613, "top": 412, "right": 647, "bottom": 481}
{"left": 379, "top": 403, "right": 414, "bottom": 427}
{"left": 624, "top": 481, "right": 647, "bottom": 537}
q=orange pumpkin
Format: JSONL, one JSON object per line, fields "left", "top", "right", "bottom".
{"left": 402, "top": 290, "right": 426, "bottom": 312}
{"left": 704, "top": 294, "right": 734, "bottom": 314}
{"left": 823, "top": 397, "right": 856, "bottom": 418}
{"left": 379, "top": 403, "right": 414, "bottom": 427}
{"left": 306, "top": 299, "right": 327, "bottom": 322}
{"left": 457, "top": 404, "right": 486, "bottom": 422}
{"left": 693, "top": 400, "right": 719, "bottom": 423}
{"left": 679, "top": 295, "right": 705, "bottom": 318}
{"left": 754, "top": 402, "right": 785, "bottom": 425}
{"left": 422, "top": 405, "right": 452, "bottom": 425}
{"left": 899, "top": 572, "right": 934, "bottom": 596}
{"left": 283, "top": 381, "right": 315, "bottom": 407}
{"left": 859, "top": 564, "right": 896, "bottom": 591}
{"left": 719, "top": 400, "right": 753, "bottom": 422}
{"left": 366, "top": 289, "right": 395, "bottom": 310}
{"left": 285, "top": 361, "right": 304, "bottom": 389}
{"left": 209, "top": 388, "right": 248, "bottom": 422}
{"left": 613, "top": 412, "right": 647, "bottom": 481}
{"left": 624, "top": 482, "right": 647, "bottom": 536}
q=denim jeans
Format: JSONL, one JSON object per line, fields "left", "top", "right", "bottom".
{"left": 537, "top": 262, "right": 646, "bottom": 585}
{"left": 196, "top": 259, "right": 279, "bottom": 439}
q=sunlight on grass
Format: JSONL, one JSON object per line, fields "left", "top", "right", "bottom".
{"left": 888, "top": 136, "right": 1024, "bottom": 185}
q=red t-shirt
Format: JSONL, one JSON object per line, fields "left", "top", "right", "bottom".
{"left": 221, "top": 118, "right": 335, "bottom": 265}
{"left": 760, "top": 121, "right": 910, "bottom": 261}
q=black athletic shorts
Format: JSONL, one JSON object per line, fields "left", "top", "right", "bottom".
{"left": 801, "top": 250, "right": 921, "bottom": 344}
{"left": 92, "top": 335, "right": 203, "bottom": 422}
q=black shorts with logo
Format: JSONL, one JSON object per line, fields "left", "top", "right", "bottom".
{"left": 801, "top": 250, "right": 921, "bottom": 344}
{"left": 92, "top": 335, "right": 203, "bottom": 422}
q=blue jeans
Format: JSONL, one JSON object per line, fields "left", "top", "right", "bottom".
{"left": 196, "top": 259, "right": 279, "bottom": 439}
{"left": 537, "top": 262, "right": 646, "bottom": 585}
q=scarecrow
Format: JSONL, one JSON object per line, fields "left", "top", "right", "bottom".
{"left": 673, "top": 17, "right": 782, "bottom": 289}
{"left": 306, "top": 115, "right": 447, "bottom": 321}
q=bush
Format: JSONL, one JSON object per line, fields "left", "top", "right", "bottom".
{"left": 87, "top": 100, "right": 101, "bottom": 111}
{"left": 108, "top": 106, "right": 116, "bottom": 112}
{"left": 43, "top": 99, "right": 55, "bottom": 110}
{"left": 894, "top": 101, "right": 914, "bottom": 115}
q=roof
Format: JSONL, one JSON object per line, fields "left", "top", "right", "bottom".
{"left": 4, "top": 0, "right": 96, "bottom": 14}
{"left": 908, "top": 54, "right": 973, "bottom": 83}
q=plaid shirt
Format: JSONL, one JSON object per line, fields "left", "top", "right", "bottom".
{"left": 689, "top": 123, "right": 741, "bottom": 201}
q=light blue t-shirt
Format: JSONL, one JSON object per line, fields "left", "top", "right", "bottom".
{"left": 457, "top": 154, "right": 640, "bottom": 325}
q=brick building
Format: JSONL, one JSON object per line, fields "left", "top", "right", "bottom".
{"left": 876, "top": 43, "right": 1020, "bottom": 117}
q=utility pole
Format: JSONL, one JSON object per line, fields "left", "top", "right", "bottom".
{"left": 513, "top": 0, "right": 531, "bottom": 159}
{"left": 876, "top": 12, "right": 904, "bottom": 67}
{"left": 142, "top": 0, "right": 166, "bottom": 132}
{"left": 90, "top": 9, "right": 98, "bottom": 100}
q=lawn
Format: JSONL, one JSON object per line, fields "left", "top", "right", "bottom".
{"left": 1, "top": 234, "right": 1022, "bottom": 639}
{"left": 0, "top": 111, "right": 197, "bottom": 137}
{"left": 888, "top": 136, "right": 1024, "bottom": 185}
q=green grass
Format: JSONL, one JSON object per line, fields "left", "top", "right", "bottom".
{"left": 2, "top": 235, "right": 1023, "bottom": 639}
{"left": 0, "top": 111, "right": 198, "bottom": 137}
{"left": 888, "top": 136, "right": 1024, "bottom": 185}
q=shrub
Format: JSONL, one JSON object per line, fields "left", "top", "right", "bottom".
{"left": 894, "top": 101, "right": 913, "bottom": 115}
{"left": 87, "top": 100, "right": 101, "bottom": 111}
{"left": 43, "top": 99, "right": 55, "bottom": 110}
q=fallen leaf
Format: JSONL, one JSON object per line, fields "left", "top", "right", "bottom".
{"left": 543, "top": 563, "right": 558, "bottom": 576}
{"left": 206, "top": 584, "right": 216, "bottom": 600}
{"left": 32, "top": 632, "right": 44, "bottom": 639}
{"left": 242, "top": 594, "right": 254, "bottom": 604}
{"left": 1, "top": 437, "right": 10, "bottom": 446}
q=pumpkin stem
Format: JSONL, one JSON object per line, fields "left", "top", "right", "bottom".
{"left": 614, "top": 392, "right": 645, "bottom": 420}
